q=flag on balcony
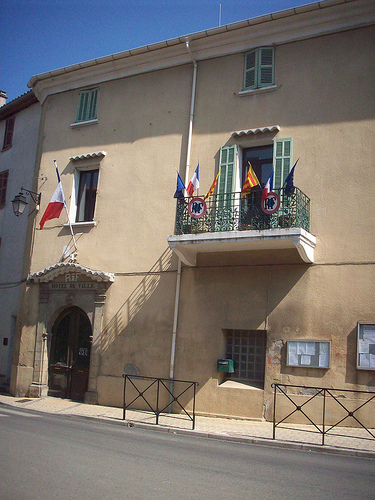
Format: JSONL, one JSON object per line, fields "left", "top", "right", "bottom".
{"left": 261, "top": 170, "right": 274, "bottom": 201}
{"left": 39, "top": 164, "right": 66, "bottom": 229}
{"left": 241, "top": 162, "right": 260, "bottom": 198}
{"left": 284, "top": 158, "right": 299, "bottom": 194}
{"left": 204, "top": 169, "right": 221, "bottom": 199}
{"left": 187, "top": 164, "right": 200, "bottom": 196}
{"left": 174, "top": 172, "right": 186, "bottom": 198}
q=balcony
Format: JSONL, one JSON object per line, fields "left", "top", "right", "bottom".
{"left": 167, "top": 187, "right": 316, "bottom": 266}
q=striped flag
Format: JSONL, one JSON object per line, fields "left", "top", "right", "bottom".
{"left": 39, "top": 163, "right": 66, "bottom": 229}
{"left": 187, "top": 164, "right": 200, "bottom": 196}
{"left": 204, "top": 169, "right": 221, "bottom": 199}
{"left": 261, "top": 170, "right": 274, "bottom": 201}
{"left": 241, "top": 162, "right": 260, "bottom": 198}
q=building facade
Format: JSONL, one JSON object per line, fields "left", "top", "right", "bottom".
{"left": 0, "top": 90, "right": 41, "bottom": 391}
{"left": 10, "top": 0, "right": 375, "bottom": 423}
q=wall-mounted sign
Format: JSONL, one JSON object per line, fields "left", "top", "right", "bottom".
{"left": 188, "top": 197, "right": 207, "bottom": 219}
{"left": 261, "top": 192, "right": 280, "bottom": 214}
{"left": 48, "top": 282, "right": 98, "bottom": 291}
{"left": 287, "top": 340, "right": 331, "bottom": 368}
{"left": 357, "top": 323, "right": 375, "bottom": 370}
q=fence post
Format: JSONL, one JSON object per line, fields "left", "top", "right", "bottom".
{"left": 192, "top": 382, "right": 197, "bottom": 430}
{"left": 122, "top": 375, "right": 127, "bottom": 421}
{"left": 156, "top": 378, "right": 160, "bottom": 425}
{"left": 272, "top": 383, "right": 277, "bottom": 440}
{"left": 322, "top": 388, "right": 326, "bottom": 446}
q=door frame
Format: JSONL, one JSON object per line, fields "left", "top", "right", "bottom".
{"left": 27, "top": 262, "right": 113, "bottom": 402}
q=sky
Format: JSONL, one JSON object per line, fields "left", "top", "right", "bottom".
{"left": 1, "top": 0, "right": 316, "bottom": 102}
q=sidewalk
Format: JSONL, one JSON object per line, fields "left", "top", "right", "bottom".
{"left": 1, "top": 393, "right": 374, "bottom": 459}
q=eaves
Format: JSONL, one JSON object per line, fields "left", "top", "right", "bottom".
{"left": 28, "top": 0, "right": 375, "bottom": 104}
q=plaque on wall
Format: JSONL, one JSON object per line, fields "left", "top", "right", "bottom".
{"left": 357, "top": 323, "right": 375, "bottom": 370}
{"left": 286, "top": 340, "right": 330, "bottom": 369}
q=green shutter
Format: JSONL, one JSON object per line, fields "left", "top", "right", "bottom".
{"left": 244, "top": 47, "right": 274, "bottom": 90}
{"left": 76, "top": 88, "right": 98, "bottom": 122}
{"left": 273, "top": 138, "right": 292, "bottom": 189}
{"left": 218, "top": 145, "right": 237, "bottom": 209}
{"left": 244, "top": 50, "right": 256, "bottom": 90}
{"left": 258, "top": 47, "right": 274, "bottom": 87}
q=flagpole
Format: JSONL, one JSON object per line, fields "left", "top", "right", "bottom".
{"left": 54, "top": 160, "right": 77, "bottom": 254}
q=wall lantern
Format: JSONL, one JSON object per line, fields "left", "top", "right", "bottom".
{"left": 12, "top": 188, "right": 41, "bottom": 217}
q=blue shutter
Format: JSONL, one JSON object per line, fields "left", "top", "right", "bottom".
{"left": 273, "top": 139, "right": 292, "bottom": 189}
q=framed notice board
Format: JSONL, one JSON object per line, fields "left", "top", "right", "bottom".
{"left": 357, "top": 323, "right": 375, "bottom": 370}
{"left": 287, "top": 340, "right": 330, "bottom": 369}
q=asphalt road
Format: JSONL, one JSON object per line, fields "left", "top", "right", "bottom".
{"left": 0, "top": 404, "right": 374, "bottom": 500}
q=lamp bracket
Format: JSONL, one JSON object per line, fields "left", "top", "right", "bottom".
{"left": 20, "top": 187, "right": 41, "bottom": 205}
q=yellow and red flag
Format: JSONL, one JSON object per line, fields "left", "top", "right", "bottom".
{"left": 204, "top": 169, "right": 221, "bottom": 199}
{"left": 241, "top": 162, "right": 260, "bottom": 198}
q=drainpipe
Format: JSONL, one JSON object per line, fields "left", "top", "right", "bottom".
{"left": 168, "top": 258, "right": 181, "bottom": 412}
{"left": 184, "top": 40, "right": 197, "bottom": 189}
{"left": 169, "top": 258, "right": 182, "bottom": 381}
{"left": 168, "top": 42, "right": 197, "bottom": 411}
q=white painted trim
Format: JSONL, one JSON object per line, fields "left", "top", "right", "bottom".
{"left": 238, "top": 85, "right": 279, "bottom": 97}
{"left": 64, "top": 221, "right": 97, "bottom": 228}
{"left": 167, "top": 227, "right": 316, "bottom": 266}
{"left": 70, "top": 119, "right": 98, "bottom": 128}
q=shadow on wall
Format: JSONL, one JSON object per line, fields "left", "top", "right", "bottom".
{"left": 96, "top": 248, "right": 176, "bottom": 378}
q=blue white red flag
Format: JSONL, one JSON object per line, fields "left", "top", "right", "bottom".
{"left": 261, "top": 170, "right": 274, "bottom": 201}
{"left": 187, "top": 164, "right": 199, "bottom": 197}
{"left": 39, "top": 164, "right": 66, "bottom": 229}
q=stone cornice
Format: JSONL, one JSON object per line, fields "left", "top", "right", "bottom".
{"left": 29, "top": 262, "right": 115, "bottom": 283}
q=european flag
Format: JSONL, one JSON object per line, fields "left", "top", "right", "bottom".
{"left": 284, "top": 159, "right": 299, "bottom": 194}
{"left": 174, "top": 172, "right": 186, "bottom": 198}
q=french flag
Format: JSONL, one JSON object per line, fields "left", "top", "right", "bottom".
{"left": 186, "top": 164, "right": 200, "bottom": 197}
{"left": 261, "top": 170, "right": 274, "bottom": 201}
{"left": 39, "top": 163, "right": 66, "bottom": 229}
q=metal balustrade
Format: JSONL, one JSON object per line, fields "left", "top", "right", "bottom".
{"left": 122, "top": 374, "right": 199, "bottom": 430}
{"left": 175, "top": 187, "right": 310, "bottom": 235}
{"left": 272, "top": 383, "right": 375, "bottom": 445}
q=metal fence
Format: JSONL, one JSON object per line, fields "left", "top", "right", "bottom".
{"left": 175, "top": 187, "right": 310, "bottom": 235}
{"left": 272, "top": 383, "right": 375, "bottom": 445}
{"left": 122, "top": 374, "right": 199, "bottom": 430}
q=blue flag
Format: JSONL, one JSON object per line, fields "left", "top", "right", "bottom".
{"left": 174, "top": 172, "right": 186, "bottom": 198}
{"left": 284, "top": 159, "right": 299, "bottom": 192}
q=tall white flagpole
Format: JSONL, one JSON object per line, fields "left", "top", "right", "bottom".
{"left": 54, "top": 160, "right": 77, "bottom": 254}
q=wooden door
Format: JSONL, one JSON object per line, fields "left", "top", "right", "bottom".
{"left": 49, "top": 307, "right": 92, "bottom": 401}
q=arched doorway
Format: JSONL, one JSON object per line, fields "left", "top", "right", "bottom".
{"left": 48, "top": 307, "right": 92, "bottom": 401}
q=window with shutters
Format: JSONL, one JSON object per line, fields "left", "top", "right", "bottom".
{"left": 218, "top": 139, "right": 292, "bottom": 196}
{"left": 0, "top": 170, "right": 9, "bottom": 209}
{"left": 76, "top": 88, "right": 99, "bottom": 123}
{"left": 2, "top": 116, "right": 15, "bottom": 150}
{"left": 75, "top": 169, "right": 99, "bottom": 222}
{"left": 243, "top": 47, "right": 275, "bottom": 91}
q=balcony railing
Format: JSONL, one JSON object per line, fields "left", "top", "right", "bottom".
{"left": 174, "top": 187, "right": 310, "bottom": 235}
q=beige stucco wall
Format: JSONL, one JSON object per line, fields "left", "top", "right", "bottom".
{"left": 12, "top": 14, "right": 375, "bottom": 423}
{"left": 0, "top": 100, "right": 41, "bottom": 390}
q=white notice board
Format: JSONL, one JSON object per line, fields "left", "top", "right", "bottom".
{"left": 287, "top": 340, "right": 330, "bottom": 369}
{"left": 357, "top": 323, "right": 375, "bottom": 370}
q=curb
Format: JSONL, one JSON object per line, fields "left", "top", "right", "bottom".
{"left": 1, "top": 400, "right": 374, "bottom": 460}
